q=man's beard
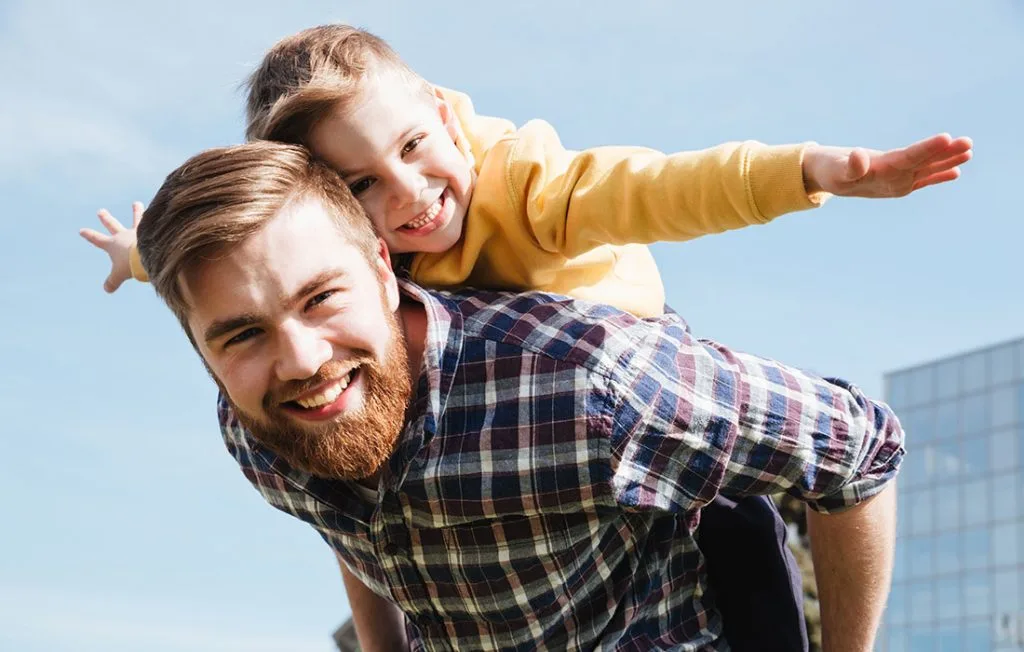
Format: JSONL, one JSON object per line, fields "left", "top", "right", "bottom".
{"left": 227, "top": 311, "right": 412, "bottom": 481}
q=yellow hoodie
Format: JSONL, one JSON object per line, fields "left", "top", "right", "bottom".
{"left": 130, "top": 88, "right": 826, "bottom": 317}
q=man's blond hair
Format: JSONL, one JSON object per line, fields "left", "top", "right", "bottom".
{"left": 136, "top": 141, "right": 379, "bottom": 337}
{"left": 245, "top": 24, "right": 433, "bottom": 145}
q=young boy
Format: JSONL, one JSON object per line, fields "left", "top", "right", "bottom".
{"left": 81, "top": 24, "right": 969, "bottom": 650}
{"left": 84, "top": 26, "right": 970, "bottom": 304}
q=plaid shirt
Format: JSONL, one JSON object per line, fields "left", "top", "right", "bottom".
{"left": 220, "top": 282, "right": 904, "bottom": 651}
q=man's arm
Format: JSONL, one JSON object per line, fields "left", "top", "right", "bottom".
{"left": 608, "top": 324, "right": 905, "bottom": 649}
{"left": 806, "top": 482, "right": 897, "bottom": 652}
{"left": 336, "top": 552, "right": 409, "bottom": 652}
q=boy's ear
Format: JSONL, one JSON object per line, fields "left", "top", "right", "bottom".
{"left": 432, "top": 87, "right": 461, "bottom": 144}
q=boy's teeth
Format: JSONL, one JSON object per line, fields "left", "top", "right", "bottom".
{"left": 404, "top": 195, "right": 443, "bottom": 229}
{"left": 295, "top": 371, "right": 353, "bottom": 409}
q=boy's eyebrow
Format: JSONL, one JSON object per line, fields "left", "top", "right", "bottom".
{"left": 202, "top": 268, "right": 349, "bottom": 345}
{"left": 337, "top": 126, "right": 423, "bottom": 179}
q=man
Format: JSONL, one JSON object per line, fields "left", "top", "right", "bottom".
{"left": 136, "top": 141, "right": 903, "bottom": 651}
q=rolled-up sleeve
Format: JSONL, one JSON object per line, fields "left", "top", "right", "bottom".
{"left": 607, "top": 322, "right": 905, "bottom": 516}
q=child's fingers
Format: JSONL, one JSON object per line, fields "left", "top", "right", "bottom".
{"left": 132, "top": 202, "right": 144, "bottom": 228}
{"left": 103, "top": 274, "right": 119, "bottom": 294}
{"left": 910, "top": 168, "right": 961, "bottom": 193}
{"left": 914, "top": 151, "right": 973, "bottom": 180}
{"left": 79, "top": 227, "right": 112, "bottom": 248}
{"left": 891, "top": 133, "right": 954, "bottom": 169}
{"left": 96, "top": 209, "right": 124, "bottom": 234}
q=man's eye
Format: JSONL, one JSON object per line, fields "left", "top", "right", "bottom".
{"left": 225, "top": 327, "right": 261, "bottom": 348}
{"left": 401, "top": 136, "right": 424, "bottom": 157}
{"left": 307, "top": 290, "right": 335, "bottom": 309}
{"left": 349, "top": 177, "right": 376, "bottom": 195}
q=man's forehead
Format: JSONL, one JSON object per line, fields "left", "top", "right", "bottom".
{"left": 180, "top": 198, "right": 366, "bottom": 319}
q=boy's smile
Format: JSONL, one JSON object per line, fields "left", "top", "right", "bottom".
{"left": 307, "top": 71, "right": 474, "bottom": 255}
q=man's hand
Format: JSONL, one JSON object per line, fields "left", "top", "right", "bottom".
{"left": 79, "top": 201, "right": 143, "bottom": 293}
{"left": 803, "top": 134, "right": 973, "bottom": 197}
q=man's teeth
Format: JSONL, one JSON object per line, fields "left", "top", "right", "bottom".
{"left": 296, "top": 371, "right": 354, "bottom": 409}
{"left": 403, "top": 195, "right": 443, "bottom": 230}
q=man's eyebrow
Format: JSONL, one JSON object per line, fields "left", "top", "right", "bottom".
{"left": 203, "top": 313, "right": 262, "bottom": 346}
{"left": 289, "top": 268, "right": 348, "bottom": 306}
{"left": 201, "top": 268, "right": 349, "bottom": 346}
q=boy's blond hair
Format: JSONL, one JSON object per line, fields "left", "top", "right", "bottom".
{"left": 245, "top": 25, "right": 433, "bottom": 145}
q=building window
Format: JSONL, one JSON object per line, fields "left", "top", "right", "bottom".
{"left": 960, "top": 478, "right": 989, "bottom": 527}
{"left": 933, "top": 484, "right": 960, "bottom": 532}
{"left": 908, "top": 536, "right": 934, "bottom": 578}
{"left": 910, "top": 490, "right": 934, "bottom": 536}
{"left": 887, "top": 372, "right": 910, "bottom": 409}
{"left": 888, "top": 581, "right": 908, "bottom": 625}
{"left": 963, "top": 618, "right": 994, "bottom": 650}
{"left": 909, "top": 365, "right": 936, "bottom": 406}
{"left": 936, "top": 623, "right": 963, "bottom": 652}
{"left": 990, "top": 342, "right": 1017, "bottom": 386}
{"left": 962, "top": 351, "right": 989, "bottom": 394}
{"left": 934, "top": 530, "right": 960, "bottom": 574}
{"left": 887, "top": 626, "right": 907, "bottom": 652}
{"left": 962, "top": 435, "right": 990, "bottom": 476}
{"left": 962, "top": 571, "right": 991, "bottom": 618}
{"left": 991, "top": 522, "right": 1020, "bottom": 568}
{"left": 992, "top": 568, "right": 1021, "bottom": 614}
{"left": 991, "top": 386, "right": 1017, "bottom": 429}
{"left": 991, "top": 473, "right": 1020, "bottom": 523}
{"left": 960, "top": 393, "right": 991, "bottom": 437}
{"left": 990, "top": 427, "right": 1019, "bottom": 474}
{"left": 909, "top": 579, "right": 935, "bottom": 624}
{"left": 932, "top": 439, "right": 961, "bottom": 480}
{"left": 935, "top": 358, "right": 962, "bottom": 400}
{"left": 935, "top": 575, "right": 961, "bottom": 622}
{"left": 934, "top": 400, "right": 958, "bottom": 440}
{"left": 962, "top": 527, "right": 990, "bottom": 570}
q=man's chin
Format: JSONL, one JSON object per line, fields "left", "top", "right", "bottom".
{"left": 238, "top": 410, "right": 396, "bottom": 481}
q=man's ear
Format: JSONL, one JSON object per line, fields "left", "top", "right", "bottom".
{"left": 374, "top": 237, "right": 401, "bottom": 312}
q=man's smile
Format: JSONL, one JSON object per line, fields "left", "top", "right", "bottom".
{"left": 281, "top": 365, "right": 362, "bottom": 420}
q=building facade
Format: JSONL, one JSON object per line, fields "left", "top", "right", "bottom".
{"left": 877, "top": 337, "right": 1024, "bottom": 651}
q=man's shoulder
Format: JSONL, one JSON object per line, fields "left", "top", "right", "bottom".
{"left": 431, "top": 288, "right": 685, "bottom": 375}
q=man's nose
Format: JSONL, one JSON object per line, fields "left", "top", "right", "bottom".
{"left": 274, "top": 322, "right": 333, "bottom": 382}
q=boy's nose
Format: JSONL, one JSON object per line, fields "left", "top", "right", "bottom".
{"left": 388, "top": 167, "right": 426, "bottom": 210}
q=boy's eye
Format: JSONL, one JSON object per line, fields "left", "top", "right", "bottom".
{"left": 349, "top": 177, "right": 376, "bottom": 196}
{"left": 225, "top": 327, "right": 261, "bottom": 348}
{"left": 401, "top": 136, "right": 424, "bottom": 157}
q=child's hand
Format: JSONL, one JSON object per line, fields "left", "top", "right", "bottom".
{"left": 803, "top": 134, "right": 973, "bottom": 198}
{"left": 79, "top": 202, "right": 143, "bottom": 293}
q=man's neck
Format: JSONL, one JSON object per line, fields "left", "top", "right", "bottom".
{"left": 397, "top": 297, "right": 427, "bottom": 382}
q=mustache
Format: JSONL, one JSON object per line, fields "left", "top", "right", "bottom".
{"left": 262, "top": 355, "right": 375, "bottom": 408}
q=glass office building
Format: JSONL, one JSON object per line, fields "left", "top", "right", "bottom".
{"left": 876, "top": 337, "right": 1024, "bottom": 651}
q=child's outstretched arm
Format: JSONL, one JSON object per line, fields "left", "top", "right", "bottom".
{"left": 802, "top": 133, "right": 973, "bottom": 198}
{"left": 488, "top": 125, "right": 973, "bottom": 259}
{"left": 79, "top": 201, "right": 145, "bottom": 293}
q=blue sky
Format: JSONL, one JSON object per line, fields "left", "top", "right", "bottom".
{"left": 1, "top": 1, "right": 1020, "bottom": 650}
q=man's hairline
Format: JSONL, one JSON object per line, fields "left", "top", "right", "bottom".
{"left": 175, "top": 192, "right": 381, "bottom": 344}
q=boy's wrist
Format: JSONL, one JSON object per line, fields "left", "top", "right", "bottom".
{"left": 802, "top": 145, "right": 825, "bottom": 194}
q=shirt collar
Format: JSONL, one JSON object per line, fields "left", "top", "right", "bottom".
{"left": 382, "top": 280, "right": 464, "bottom": 487}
